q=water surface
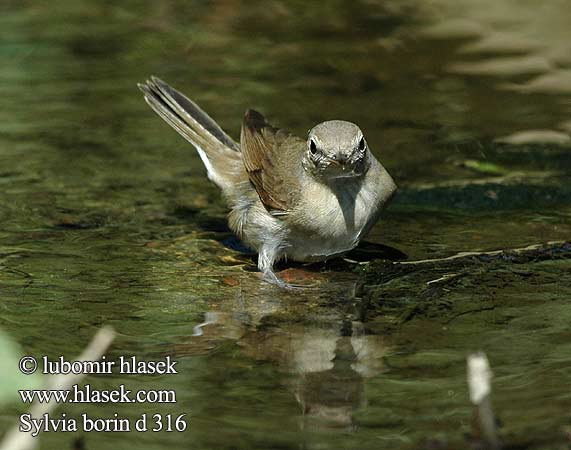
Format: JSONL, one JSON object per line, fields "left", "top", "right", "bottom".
{"left": 1, "top": 1, "right": 570, "bottom": 449}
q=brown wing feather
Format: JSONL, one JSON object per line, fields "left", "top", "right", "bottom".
{"left": 240, "top": 109, "right": 297, "bottom": 212}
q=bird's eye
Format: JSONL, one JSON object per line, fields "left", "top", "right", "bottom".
{"left": 309, "top": 139, "right": 317, "bottom": 154}
{"left": 358, "top": 137, "right": 365, "bottom": 151}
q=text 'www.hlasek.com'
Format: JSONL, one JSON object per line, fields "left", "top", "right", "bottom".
{"left": 18, "top": 355, "right": 187, "bottom": 436}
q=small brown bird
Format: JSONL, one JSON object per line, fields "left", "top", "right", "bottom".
{"left": 139, "top": 77, "right": 396, "bottom": 288}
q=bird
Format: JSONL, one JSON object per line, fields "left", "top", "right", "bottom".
{"left": 138, "top": 77, "right": 397, "bottom": 288}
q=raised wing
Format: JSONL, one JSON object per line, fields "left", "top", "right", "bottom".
{"left": 240, "top": 109, "right": 301, "bottom": 213}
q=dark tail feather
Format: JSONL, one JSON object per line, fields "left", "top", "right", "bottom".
{"left": 138, "top": 77, "right": 243, "bottom": 190}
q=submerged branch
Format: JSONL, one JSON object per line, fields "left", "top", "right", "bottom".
{"left": 400, "top": 240, "right": 570, "bottom": 266}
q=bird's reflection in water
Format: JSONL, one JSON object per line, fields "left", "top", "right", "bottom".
{"left": 182, "top": 304, "right": 389, "bottom": 431}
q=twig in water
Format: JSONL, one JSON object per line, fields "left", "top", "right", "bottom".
{"left": 0, "top": 327, "right": 115, "bottom": 450}
{"left": 467, "top": 352, "right": 501, "bottom": 450}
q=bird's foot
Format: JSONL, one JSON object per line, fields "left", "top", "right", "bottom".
{"left": 261, "top": 270, "right": 317, "bottom": 290}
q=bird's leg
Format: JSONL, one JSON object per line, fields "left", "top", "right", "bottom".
{"left": 258, "top": 244, "right": 314, "bottom": 290}
{"left": 258, "top": 244, "right": 288, "bottom": 288}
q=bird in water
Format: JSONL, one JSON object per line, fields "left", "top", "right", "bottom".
{"left": 139, "top": 77, "right": 396, "bottom": 288}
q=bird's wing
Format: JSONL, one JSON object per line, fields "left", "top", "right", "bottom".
{"left": 240, "top": 109, "right": 302, "bottom": 213}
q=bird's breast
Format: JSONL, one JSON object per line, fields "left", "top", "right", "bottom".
{"left": 286, "top": 177, "right": 379, "bottom": 261}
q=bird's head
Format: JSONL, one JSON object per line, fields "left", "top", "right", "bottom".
{"left": 303, "top": 120, "right": 370, "bottom": 180}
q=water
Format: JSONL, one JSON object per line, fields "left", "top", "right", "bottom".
{"left": 1, "top": 1, "right": 570, "bottom": 449}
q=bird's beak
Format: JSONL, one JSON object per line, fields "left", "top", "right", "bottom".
{"left": 329, "top": 154, "right": 349, "bottom": 168}
{"left": 327, "top": 157, "right": 361, "bottom": 179}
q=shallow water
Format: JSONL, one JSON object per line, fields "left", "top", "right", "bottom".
{"left": 1, "top": 1, "right": 570, "bottom": 449}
